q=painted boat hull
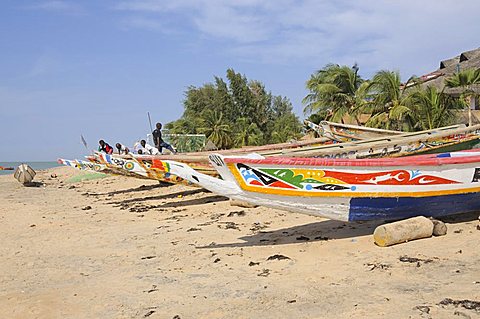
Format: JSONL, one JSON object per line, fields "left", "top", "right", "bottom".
{"left": 91, "top": 153, "right": 197, "bottom": 185}
{"left": 156, "top": 150, "right": 480, "bottom": 221}
{"left": 70, "top": 124, "right": 480, "bottom": 187}
{"left": 57, "top": 158, "right": 143, "bottom": 178}
{"left": 112, "top": 125, "right": 480, "bottom": 183}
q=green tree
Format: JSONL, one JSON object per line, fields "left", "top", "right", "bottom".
{"left": 445, "top": 68, "right": 480, "bottom": 126}
{"left": 408, "top": 86, "right": 462, "bottom": 130}
{"left": 270, "top": 112, "right": 303, "bottom": 143}
{"left": 234, "top": 117, "right": 263, "bottom": 147}
{"left": 198, "top": 110, "right": 232, "bottom": 149}
{"left": 303, "top": 64, "right": 367, "bottom": 124}
{"left": 168, "top": 69, "right": 302, "bottom": 149}
{"left": 361, "top": 70, "right": 418, "bottom": 131}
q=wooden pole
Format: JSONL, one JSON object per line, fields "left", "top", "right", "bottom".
{"left": 373, "top": 216, "right": 434, "bottom": 247}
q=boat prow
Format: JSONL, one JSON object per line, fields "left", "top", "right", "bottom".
{"left": 160, "top": 159, "right": 240, "bottom": 197}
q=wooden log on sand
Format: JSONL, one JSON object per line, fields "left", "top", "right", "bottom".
{"left": 373, "top": 216, "right": 434, "bottom": 247}
{"left": 229, "top": 199, "right": 258, "bottom": 209}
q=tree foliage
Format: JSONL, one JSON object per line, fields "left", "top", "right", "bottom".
{"left": 303, "top": 64, "right": 366, "bottom": 124}
{"left": 168, "top": 69, "right": 302, "bottom": 149}
{"left": 304, "top": 64, "right": 474, "bottom": 131}
{"left": 408, "top": 86, "right": 462, "bottom": 130}
{"left": 445, "top": 68, "right": 480, "bottom": 109}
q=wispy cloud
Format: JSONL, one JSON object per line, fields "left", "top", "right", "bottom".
{"left": 25, "top": 1, "right": 86, "bottom": 15}
{"left": 28, "top": 53, "right": 58, "bottom": 78}
{"left": 120, "top": 16, "right": 173, "bottom": 33}
{"left": 116, "top": 0, "right": 480, "bottom": 77}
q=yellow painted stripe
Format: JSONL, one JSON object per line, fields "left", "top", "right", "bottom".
{"left": 228, "top": 163, "right": 480, "bottom": 198}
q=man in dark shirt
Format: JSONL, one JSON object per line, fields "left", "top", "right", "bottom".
{"left": 152, "top": 122, "right": 176, "bottom": 154}
{"left": 98, "top": 140, "right": 113, "bottom": 154}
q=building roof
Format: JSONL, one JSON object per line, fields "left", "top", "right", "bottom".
{"left": 419, "top": 47, "right": 480, "bottom": 94}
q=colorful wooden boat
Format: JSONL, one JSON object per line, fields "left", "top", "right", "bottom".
{"left": 87, "top": 124, "right": 480, "bottom": 185}
{"left": 90, "top": 152, "right": 195, "bottom": 185}
{"left": 57, "top": 158, "right": 146, "bottom": 178}
{"left": 125, "top": 123, "right": 480, "bottom": 176}
{"left": 305, "top": 120, "right": 402, "bottom": 142}
{"left": 0, "top": 166, "right": 14, "bottom": 170}
{"left": 64, "top": 124, "right": 480, "bottom": 186}
{"left": 157, "top": 150, "right": 480, "bottom": 221}
{"left": 282, "top": 123, "right": 480, "bottom": 159}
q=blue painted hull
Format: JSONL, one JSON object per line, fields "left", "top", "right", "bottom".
{"left": 348, "top": 192, "right": 480, "bottom": 221}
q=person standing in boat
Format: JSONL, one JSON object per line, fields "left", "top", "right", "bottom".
{"left": 152, "top": 122, "right": 176, "bottom": 154}
{"left": 140, "top": 139, "right": 160, "bottom": 155}
{"left": 98, "top": 140, "right": 113, "bottom": 154}
{"left": 115, "top": 143, "right": 130, "bottom": 155}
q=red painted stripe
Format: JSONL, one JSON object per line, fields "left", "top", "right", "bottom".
{"left": 223, "top": 148, "right": 480, "bottom": 167}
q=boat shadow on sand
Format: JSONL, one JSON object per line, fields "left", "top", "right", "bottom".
{"left": 198, "top": 219, "right": 383, "bottom": 248}
{"left": 107, "top": 188, "right": 228, "bottom": 210}
{"left": 199, "top": 211, "right": 479, "bottom": 248}
{"left": 437, "top": 211, "right": 479, "bottom": 224}
{"left": 108, "top": 188, "right": 209, "bottom": 205}
{"left": 155, "top": 195, "right": 228, "bottom": 208}
{"left": 86, "top": 183, "right": 171, "bottom": 196}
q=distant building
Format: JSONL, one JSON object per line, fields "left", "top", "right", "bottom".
{"left": 419, "top": 47, "right": 480, "bottom": 111}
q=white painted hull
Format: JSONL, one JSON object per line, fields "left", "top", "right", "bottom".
{"left": 160, "top": 151, "right": 480, "bottom": 221}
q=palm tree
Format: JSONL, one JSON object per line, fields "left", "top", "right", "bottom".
{"left": 303, "top": 64, "right": 367, "bottom": 124}
{"left": 361, "top": 70, "right": 418, "bottom": 131}
{"left": 234, "top": 117, "right": 263, "bottom": 147}
{"left": 408, "top": 86, "right": 462, "bottom": 130}
{"left": 199, "top": 110, "right": 232, "bottom": 149}
{"left": 445, "top": 68, "right": 480, "bottom": 126}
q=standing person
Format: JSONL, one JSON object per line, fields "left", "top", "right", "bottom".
{"left": 115, "top": 143, "right": 130, "bottom": 155}
{"left": 98, "top": 140, "right": 113, "bottom": 154}
{"left": 140, "top": 139, "right": 160, "bottom": 155}
{"left": 152, "top": 122, "right": 176, "bottom": 154}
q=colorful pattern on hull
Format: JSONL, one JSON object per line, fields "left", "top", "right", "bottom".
{"left": 236, "top": 163, "right": 459, "bottom": 192}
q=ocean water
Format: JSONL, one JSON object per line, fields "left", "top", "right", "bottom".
{"left": 0, "top": 162, "right": 60, "bottom": 176}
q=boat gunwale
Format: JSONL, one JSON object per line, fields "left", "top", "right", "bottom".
{"left": 222, "top": 149, "right": 480, "bottom": 167}
{"left": 319, "top": 120, "right": 403, "bottom": 134}
{"left": 282, "top": 124, "right": 480, "bottom": 155}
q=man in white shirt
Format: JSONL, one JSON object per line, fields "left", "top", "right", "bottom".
{"left": 140, "top": 140, "right": 160, "bottom": 155}
{"left": 115, "top": 143, "right": 130, "bottom": 155}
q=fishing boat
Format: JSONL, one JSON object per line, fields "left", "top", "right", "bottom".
{"left": 14, "top": 164, "right": 36, "bottom": 184}
{"left": 131, "top": 123, "right": 480, "bottom": 177}
{"left": 0, "top": 166, "right": 14, "bottom": 171}
{"left": 60, "top": 123, "right": 480, "bottom": 186}
{"left": 91, "top": 152, "right": 196, "bottom": 185}
{"left": 157, "top": 150, "right": 480, "bottom": 222}
{"left": 305, "top": 120, "right": 402, "bottom": 142}
{"left": 57, "top": 158, "right": 150, "bottom": 179}
{"left": 72, "top": 123, "right": 480, "bottom": 186}
{"left": 282, "top": 123, "right": 480, "bottom": 158}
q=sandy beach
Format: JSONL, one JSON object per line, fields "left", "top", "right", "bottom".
{"left": 1, "top": 167, "right": 479, "bottom": 319}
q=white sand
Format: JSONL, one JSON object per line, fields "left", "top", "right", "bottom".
{"left": 0, "top": 167, "right": 479, "bottom": 318}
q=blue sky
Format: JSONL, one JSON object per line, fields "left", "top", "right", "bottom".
{"left": 1, "top": 0, "right": 479, "bottom": 161}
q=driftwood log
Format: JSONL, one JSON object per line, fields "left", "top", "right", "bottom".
{"left": 373, "top": 216, "right": 434, "bottom": 247}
